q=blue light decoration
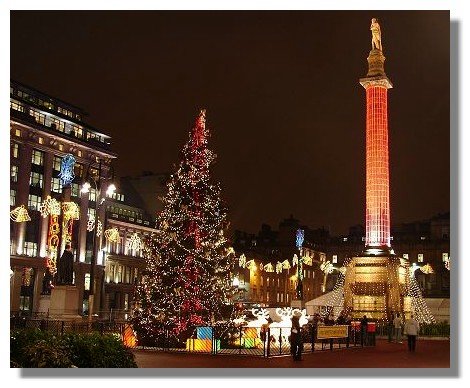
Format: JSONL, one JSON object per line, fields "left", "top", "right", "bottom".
{"left": 59, "top": 154, "right": 76, "bottom": 186}
{"left": 296, "top": 229, "right": 304, "bottom": 249}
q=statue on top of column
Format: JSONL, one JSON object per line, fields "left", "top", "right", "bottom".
{"left": 370, "top": 18, "right": 382, "bottom": 51}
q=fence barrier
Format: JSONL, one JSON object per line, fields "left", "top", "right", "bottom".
{"left": 11, "top": 314, "right": 380, "bottom": 358}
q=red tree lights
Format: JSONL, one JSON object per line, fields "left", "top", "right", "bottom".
{"left": 132, "top": 109, "right": 235, "bottom": 345}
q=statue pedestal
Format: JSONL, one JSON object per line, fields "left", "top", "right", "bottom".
{"left": 37, "top": 294, "right": 51, "bottom": 314}
{"left": 291, "top": 299, "right": 305, "bottom": 309}
{"left": 49, "top": 285, "right": 81, "bottom": 320}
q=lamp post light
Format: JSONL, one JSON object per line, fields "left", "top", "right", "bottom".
{"left": 81, "top": 159, "right": 115, "bottom": 322}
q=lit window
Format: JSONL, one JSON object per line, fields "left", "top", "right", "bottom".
{"left": 343, "top": 237, "right": 348, "bottom": 242}
{"left": 442, "top": 253, "right": 449, "bottom": 262}
{"left": 30, "top": 109, "right": 45, "bottom": 125}
{"left": 29, "top": 171, "right": 44, "bottom": 188}
{"left": 59, "top": 144, "right": 63, "bottom": 151}
{"left": 53, "top": 156, "right": 62, "bottom": 171}
{"left": 71, "top": 183, "right": 80, "bottom": 197}
{"left": 10, "top": 100, "right": 25, "bottom": 112}
{"left": 38, "top": 137, "right": 43, "bottom": 144}
{"left": 418, "top": 254, "right": 424, "bottom": 263}
{"left": 87, "top": 208, "right": 96, "bottom": 220}
{"left": 332, "top": 255, "right": 338, "bottom": 263}
{"left": 74, "top": 163, "right": 84, "bottom": 178}
{"left": 403, "top": 253, "right": 409, "bottom": 260}
{"left": 27, "top": 194, "right": 42, "bottom": 211}
{"left": 77, "top": 150, "right": 82, "bottom": 157}
{"left": 84, "top": 273, "right": 90, "bottom": 291}
{"left": 23, "top": 242, "right": 38, "bottom": 257}
{"left": 72, "top": 125, "right": 83, "bottom": 139}
{"left": 10, "top": 189, "right": 16, "bottom": 206}
{"left": 12, "top": 143, "right": 19, "bottom": 158}
{"left": 51, "top": 117, "right": 65, "bottom": 132}
{"left": 89, "top": 188, "right": 97, "bottom": 202}
{"left": 15, "top": 129, "right": 21, "bottom": 137}
{"left": 420, "top": 236, "right": 426, "bottom": 240}
{"left": 11, "top": 165, "right": 18, "bottom": 182}
{"left": 51, "top": 177, "right": 63, "bottom": 193}
{"left": 31, "top": 149, "right": 44, "bottom": 166}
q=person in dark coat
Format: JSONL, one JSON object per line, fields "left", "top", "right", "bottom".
{"left": 290, "top": 312, "right": 303, "bottom": 361}
{"left": 360, "top": 315, "right": 368, "bottom": 346}
{"left": 56, "top": 243, "right": 74, "bottom": 285}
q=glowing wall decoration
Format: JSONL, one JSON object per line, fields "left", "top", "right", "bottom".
{"left": 10, "top": 205, "right": 31, "bottom": 222}
{"left": 47, "top": 213, "right": 60, "bottom": 275}
{"left": 61, "top": 202, "right": 79, "bottom": 248}
{"left": 104, "top": 227, "right": 120, "bottom": 243}
{"left": 126, "top": 233, "right": 143, "bottom": 252}
{"left": 58, "top": 154, "right": 76, "bottom": 186}
{"left": 40, "top": 196, "right": 61, "bottom": 218}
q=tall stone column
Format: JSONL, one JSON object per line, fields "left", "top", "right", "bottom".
{"left": 360, "top": 48, "right": 393, "bottom": 255}
{"left": 15, "top": 143, "right": 33, "bottom": 255}
{"left": 78, "top": 192, "right": 89, "bottom": 262}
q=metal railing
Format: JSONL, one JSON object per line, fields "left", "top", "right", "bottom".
{"left": 10, "top": 315, "right": 377, "bottom": 357}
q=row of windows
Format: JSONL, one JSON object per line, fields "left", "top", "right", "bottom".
{"left": 11, "top": 97, "right": 106, "bottom": 145}
{"left": 403, "top": 253, "right": 450, "bottom": 263}
{"left": 107, "top": 205, "right": 141, "bottom": 220}
{"left": 106, "top": 264, "right": 138, "bottom": 284}
{"left": 11, "top": 88, "right": 82, "bottom": 121}
{"left": 110, "top": 192, "right": 125, "bottom": 202}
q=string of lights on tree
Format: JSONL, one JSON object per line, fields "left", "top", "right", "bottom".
{"left": 132, "top": 109, "right": 236, "bottom": 344}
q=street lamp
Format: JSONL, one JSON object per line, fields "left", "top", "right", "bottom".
{"left": 81, "top": 159, "right": 115, "bottom": 322}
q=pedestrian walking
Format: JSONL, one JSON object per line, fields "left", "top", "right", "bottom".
{"left": 404, "top": 314, "right": 420, "bottom": 352}
{"left": 393, "top": 312, "right": 403, "bottom": 343}
{"left": 290, "top": 311, "right": 303, "bottom": 361}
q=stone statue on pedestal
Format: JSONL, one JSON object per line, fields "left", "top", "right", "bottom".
{"left": 56, "top": 244, "right": 74, "bottom": 285}
{"left": 370, "top": 18, "right": 382, "bottom": 51}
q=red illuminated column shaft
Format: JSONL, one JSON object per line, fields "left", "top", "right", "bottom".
{"left": 365, "top": 84, "right": 391, "bottom": 248}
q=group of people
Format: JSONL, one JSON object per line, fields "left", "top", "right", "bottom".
{"left": 389, "top": 312, "right": 421, "bottom": 352}
{"left": 288, "top": 311, "right": 421, "bottom": 361}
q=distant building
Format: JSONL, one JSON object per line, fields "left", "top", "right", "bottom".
{"left": 232, "top": 216, "right": 327, "bottom": 308}
{"left": 318, "top": 213, "right": 450, "bottom": 298}
{"left": 119, "top": 171, "right": 169, "bottom": 219}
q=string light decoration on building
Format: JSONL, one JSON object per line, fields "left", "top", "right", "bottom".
{"left": 58, "top": 154, "right": 76, "bottom": 186}
{"left": 132, "top": 109, "right": 235, "bottom": 346}
{"left": 47, "top": 213, "right": 61, "bottom": 275}
{"left": 10, "top": 205, "right": 31, "bottom": 222}
{"left": 61, "top": 202, "right": 79, "bottom": 247}
{"left": 39, "top": 196, "right": 61, "bottom": 218}
{"left": 126, "top": 233, "right": 143, "bottom": 252}
{"left": 104, "top": 227, "right": 120, "bottom": 243}
{"left": 87, "top": 214, "right": 95, "bottom": 232}
{"left": 444, "top": 258, "right": 450, "bottom": 271}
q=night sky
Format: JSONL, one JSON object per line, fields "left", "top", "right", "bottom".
{"left": 10, "top": 11, "right": 450, "bottom": 235}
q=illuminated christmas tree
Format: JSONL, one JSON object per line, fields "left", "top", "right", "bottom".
{"left": 133, "top": 109, "right": 235, "bottom": 345}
